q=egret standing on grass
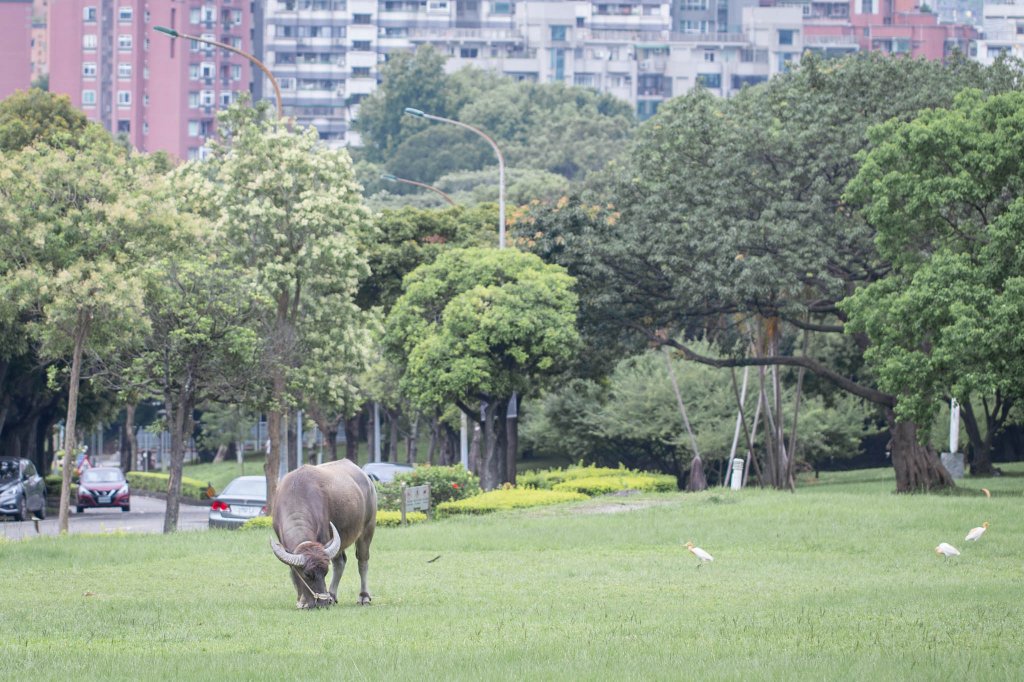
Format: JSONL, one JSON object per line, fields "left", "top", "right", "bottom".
{"left": 934, "top": 542, "right": 960, "bottom": 558}
{"left": 686, "top": 541, "right": 714, "bottom": 567}
{"left": 966, "top": 522, "right": 989, "bottom": 542}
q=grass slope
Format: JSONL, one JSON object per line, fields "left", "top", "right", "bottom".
{"left": 3, "top": 466, "right": 1023, "bottom": 680}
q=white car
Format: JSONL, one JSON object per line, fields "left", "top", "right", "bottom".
{"left": 362, "top": 462, "right": 415, "bottom": 483}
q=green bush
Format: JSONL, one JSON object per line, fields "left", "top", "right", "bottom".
{"left": 519, "top": 463, "right": 646, "bottom": 490}
{"left": 436, "top": 488, "right": 586, "bottom": 518}
{"left": 374, "top": 481, "right": 404, "bottom": 512}
{"left": 393, "top": 465, "right": 481, "bottom": 507}
{"left": 376, "top": 510, "right": 428, "bottom": 526}
{"left": 126, "top": 472, "right": 210, "bottom": 501}
{"left": 241, "top": 515, "right": 273, "bottom": 530}
{"left": 45, "top": 475, "right": 76, "bottom": 498}
{"left": 552, "top": 474, "right": 677, "bottom": 496}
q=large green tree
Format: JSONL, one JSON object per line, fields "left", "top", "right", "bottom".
{"left": 191, "top": 111, "right": 373, "bottom": 511}
{"left": 523, "top": 53, "right": 1024, "bottom": 492}
{"left": 385, "top": 247, "right": 579, "bottom": 489}
{"left": 843, "top": 89, "right": 1024, "bottom": 475}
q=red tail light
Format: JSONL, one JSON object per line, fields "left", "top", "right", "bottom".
{"left": 260, "top": 505, "right": 268, "bottom": 515}
{"left": 210, "top": 500, "right": 229, "bottom": 512}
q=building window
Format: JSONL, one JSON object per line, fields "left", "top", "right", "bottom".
{"left": 704, "top": 51, "right": 715, "bottom": 63}
{"left": 353, "top": 13, "right": 371, "bottom": 24}
{"left": 143, "top": 122, "right": 149, "bottom": 135}
{"left": 118, "top": 63, "right": 132, "bottom": 79}
{"left": 697, "top": 73, "right": 721, "bottom": 89}
{"left": 82, "top": 62, "right": 97, "bottom": 78}
{"left": 118, "top": 34, "right": 133, "bottom": 50}
{"left": 118, "top": 7, "right": 133, "bottom": 21}
{"left": 681, "top": 0, "right": 707, "bottom": 9}
{"left": 188, "top": 120, "right": 200, "bottom": 136}
{"left": 82, "top": 89, "right": 97, "bottom": 106}
{"left": 862, "top": 0, "right": 873, "bottom": 13}
{"left": 491, "top": 2, "right": 511, "bottom": 15}
{"left": 188, "top": 92, "right": 200, "bottom": 107}
{"left": 189, "top": 64, "right": 200, "bottom": 80}
{"left": 83, "top": 34, "right": 98, "bottom": 50}
{"left": 220, "top": 92, "right": 233, "bottom": 107}
{"left": 190, "top": 8, "right": 201, "bottom": 23}
{"left": 117, "top": 120, "right": 131, "bottom": 133}
{"left": 351, "top": 66, "right": 371, "bottom": 77}
{"left": 118, "top": 91, "right": 132, "bottom": 106}
{"left": 459, "top": 47, "right": 478, "bottom": 58}
{"left": 231, "top": 64, "right": 242, "bottom": 80}
{"left": 200, "top": 62, "right": 215, "bottom": 78}
{"left": 83, "top": 6, "right": 97, "bottom": 22}
{"left": 278, "top": 77, "right": 295, "bottom": 90}
{"left": 550, "top": 25, "right": 567, "bottom": 41}
{"left": 778, "top": 29, "right": 796, "bottom": 46}
{"left": 200, "top": 90, "right": 215, "bottom": 106}
{"left": 352, "top": 40, "right": 372, "bottom": 51}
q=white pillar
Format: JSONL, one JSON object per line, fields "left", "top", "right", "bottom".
{"left": 730, "top": 458, "right": 745, "bottom": 491}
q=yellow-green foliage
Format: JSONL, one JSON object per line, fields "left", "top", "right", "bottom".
{"left": 126, "top": 472, "right": 210, "bottom": 501}
{"left": 552, "top": 474, "right": 677, "bottom": 496}
{"left": 519, "top": 463, "right": 654, "bottom": 489}
{"left": 436, "top": 488, "right": 587, "bottom": 517}
{"left": 376, "top": 511, "right": 428, "bottom": 527}
{"left": 240, "top": 516, "right": 273, "bottom": 530}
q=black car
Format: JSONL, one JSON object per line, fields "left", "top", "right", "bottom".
{"left": 0, "top": 457, "right": 46, "bottom": 521}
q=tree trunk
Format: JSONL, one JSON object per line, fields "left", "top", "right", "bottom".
{"left": 960, "top": 399, "right": 995, "bottom": 476}
{"left": 163, "top": 392, "right": 193, "bottom": 534}
{"left": 886, "top": 409, "right": 954, "bottom": 492}
{"left": 388, "top": 408, "right": 400, "bottom": 463}
{"left": 505, "top": 407, "right": 518, "bottom": 486}
{"left": 480, "top": 400, "right": 508, "bottom": 491}
{"left": 123, "top": 403, "right": 137, "bottom": 473}
{"left": 265, "top": 408, "right": 282, "bottom": 514}
{"left": 344, "top": 414, "right": 359, "bottom": 463}
{"left": 407, "top": 415, "right": 419, "bottom": 465}
{"left": 58, "top": 308, "right": 91, "bottom": 534}
{"left": 426, "top": 416, "right": 438, "bottom": 465}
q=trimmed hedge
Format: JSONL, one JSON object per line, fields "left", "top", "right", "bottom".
{"left": 376, "top": 465, "right": 482, "bottom": 512}
{"left": 126, "top": 472, "right": 211, "bottom": 501}
{"left": 376, "top": 511, "right": 428, "bottom": 527}
{"left": 552, "top": 474, "right": 677, "bottom": 496}
{"left": 241, "top": 511, "right": 426, "bottom": 530}
{"left": 519, "top": 463, "right": 642, "bottom": 490}
{"left": 436, "top": 488, "right": 587, "bottom": 518}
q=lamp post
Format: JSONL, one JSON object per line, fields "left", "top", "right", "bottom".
{"left": 403, "top": 107, "right": 505, "bottom": 247}
{"left": 381, "top": 173, "right": 456, "bottom": 206}
{"left": 153, "top": 25, "right": 283, "bottom": 120}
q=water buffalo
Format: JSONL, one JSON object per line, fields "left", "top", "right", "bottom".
{"left": 270, "top": 459, "right": 377, "bottom": 609}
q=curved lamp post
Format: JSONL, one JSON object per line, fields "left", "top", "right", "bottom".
{"left": 381, "top": 173, "right": 456, "bottom": 206}
{"left": 153, "top": 25, "right": 283, "bottom": 120}
{"left": 404, "top": 107, "right": 505, "bottom": 248}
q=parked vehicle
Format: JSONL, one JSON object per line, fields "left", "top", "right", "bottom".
{"left": 209, "top": 476, "right": 267, "bottom": 529}
{"left": 0, "top": 457, "right": 46, "bottom": 521}
{"left": 76, "top": 467, "right": 130, "bottom": 513}
{"left": 362, "top": 462, "right": 415, "bottom": 483}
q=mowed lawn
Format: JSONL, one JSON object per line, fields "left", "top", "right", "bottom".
{"left": 3, "top": 466, "right": 1023, "bottom": 681}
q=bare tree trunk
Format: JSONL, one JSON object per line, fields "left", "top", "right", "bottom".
{"left": 163, "top": 392, "right": 193, "bottom": 534}
{"left": 388, "top": 408, "right": 400, "bottom": 463}
{"left": 468, "top": 420, "right": 481, "bottom": 477}
{"left": 426, "top": 416, "right": 438, "bottom": 465}
{"left": 407, "top": 415, "right": 419, "bottom": 465}
{"left": 59, "top": 308, "right": 91, "bottom": 534}
{"left": 344, "top": 414, "right": 359, "bottom": 463}
{"left": 960, "top": 398, "right": 996, "bottom": 476}
{"left": 264, "top": 407, "right": 282, "bottom": 514}
{"left": 123, "top": 403, "right": 137, "bottom": 473}
{"left": 480, "top": 400, "right": 508, "bottom": 491}
{"left": 887, "top": 409, "right": 954, "bottom": 492}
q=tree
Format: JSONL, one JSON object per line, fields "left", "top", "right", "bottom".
{"left": 0, "top": 88, "right": 88, "bottom": 152}
{"left": 0, "top": 125, "right": 169, "bottom": 531}
{"left": 194, "top": 112, "right": 374, "bottom": 511}
{"left": 843, "top": 89, "right": 1024, "bottom": 475}
{"left": 385, "top": 247, "right": 579, "bottom": 489}
{"left": 521, "top": 53, "right": 1024, "bottom": 492}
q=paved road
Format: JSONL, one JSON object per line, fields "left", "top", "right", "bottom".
{"left": 0, "top": 494, "right": 210, "bottom": 541}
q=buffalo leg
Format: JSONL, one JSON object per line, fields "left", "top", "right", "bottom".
{"left": 329, "top": 550, "right": 347, "bottom": 604}
{"left": 356, "top": 530, "right": 373, "bottom": 605}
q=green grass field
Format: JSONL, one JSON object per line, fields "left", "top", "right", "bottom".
{"left": 3, "top": 466, "right": 1023, "bottom": 680}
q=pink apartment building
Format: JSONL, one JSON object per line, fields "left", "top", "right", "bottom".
{"left": 0, "top": 0, "right": 33, "bottom": 99}
{"left": 804, "top": 0, "right": 976, "bottom": 59}
{"left": 48, "top": 0, "right": 252, "bottom": 159}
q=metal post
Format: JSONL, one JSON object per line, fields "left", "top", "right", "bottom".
{"left": 460, "top": 412, "right": 469, "bottom": 469}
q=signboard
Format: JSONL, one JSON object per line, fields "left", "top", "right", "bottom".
{"left": 401, "top": 484, "right": 431, "bottom": 524}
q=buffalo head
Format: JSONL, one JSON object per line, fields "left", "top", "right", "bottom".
{"left": 270, "top": 522, "right": 343, "bottom": 608}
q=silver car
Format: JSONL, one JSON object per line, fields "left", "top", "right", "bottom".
{"left": 208, "top": 475, "right": 267, "bottom": 529}
{"left": 0, "top": 457, "right": 46, "bottom": 521}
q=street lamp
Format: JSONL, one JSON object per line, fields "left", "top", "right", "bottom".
{"left": 153, "top": 25, "right": 283, "bottom": 120}
{"left": 381, "top": 173, "right": 456, "bottom": 206}
{"left": 403, "top": 107, "right": 505, "bottom": 248}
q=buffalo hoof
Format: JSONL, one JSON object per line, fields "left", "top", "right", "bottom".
{"left": 329, "top": 592, "right": 338, "bottom": 604}
{"left": 358, "top": 592, "right": 372, "bottom": 606}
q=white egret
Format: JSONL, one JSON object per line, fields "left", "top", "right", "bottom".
{"left": 686, "top": 541, "right": 714, "bottom": 567}
{"left": 934, "top": 542, "right": 960, "bottom": 558}
{"left": 965, "top": 521, "right": 989, "bottom": 542}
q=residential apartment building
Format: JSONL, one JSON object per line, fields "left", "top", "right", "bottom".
{"left": 261, "top": 0, "right": 804, "bottom": 146}
{"left": 32, "top": 0, "right": 49, "bottom": 84}
{"left": 0, "top": 0, "right": 33, "bottom": 99}
{"left": 976, "top": 3, "right": 1024, "bottom": 64}
{"left": 48, "top": 0, "right": 253, "bottom": 159}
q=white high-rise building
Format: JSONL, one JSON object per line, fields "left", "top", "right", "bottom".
{"left": 259, "top": 0, "right": 804, "bottom": 146}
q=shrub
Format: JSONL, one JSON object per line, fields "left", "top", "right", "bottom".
{"left": 552, "top": 474, "right": 677, "bottom": 496}
{"left": 45, "top": 475, "right": 76, "bottom": 498}
{"left": 519, "top": 463, "right": 645, "bottom": 490}
{"left": 393, "top": 465, "right": 482, "bottom": 507}
{"left": 376, "top": 511, "right": 428, "bottom": 527}
{"left": 126, "top": 472, "right": 211, "bottom": 501}
{"left": 241, "top": 515, "right": 273, "bottom": 530}
{"left": 436, "top": 488, "right": 586, "bottom": 518}
{"left": 374, "top": 481, "right": 404, "bottom": 512}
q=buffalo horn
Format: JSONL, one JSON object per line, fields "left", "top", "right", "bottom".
{"left": 323, "top": 522, "right": 342, "bottom": 559}
{"left": 270, "top": 537, "right": 307, "bottom": 568}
